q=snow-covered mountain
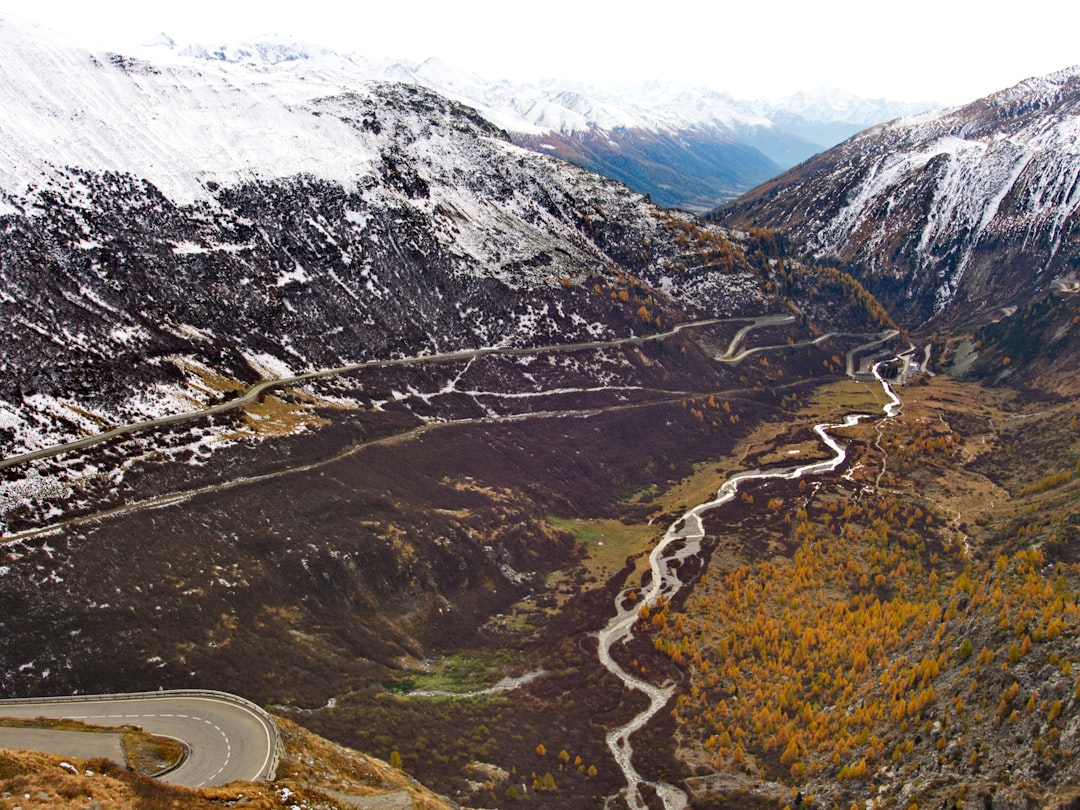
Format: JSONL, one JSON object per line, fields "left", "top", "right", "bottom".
{"left": 757, "top": 87, "right": 935, "bottom": 128}
{"left": 141, "top": 33, "right": 933, "bottom": 211}
{"left": 717, "top": 66, "right": 1080, "bottom": 324}
{"left": 0, "top": 16, "right": 783, "bottom": 461}
{"left": 358, "top": 65, "right": 802, "bottom": 211}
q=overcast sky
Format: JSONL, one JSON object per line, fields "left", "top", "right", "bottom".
{"left": 3, "top": 0, "right": 1077, "bottom": 104}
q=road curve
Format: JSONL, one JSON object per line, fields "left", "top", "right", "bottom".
{"left": 0, "top": 315, "right": 762, "bottom": 472}
{"left": 0, "top": 690, "right": 277, "bottom": 788}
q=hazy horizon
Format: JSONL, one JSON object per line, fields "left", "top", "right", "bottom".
{"left": 2, "top": 0, "right": 1076, "bottom": 106}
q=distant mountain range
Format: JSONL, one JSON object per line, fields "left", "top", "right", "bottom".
{"left": 715, "top": 66, "right": 1080, "bottom": 326}
{"left": 137, "top": 35, "right": 935, "bottom": 211}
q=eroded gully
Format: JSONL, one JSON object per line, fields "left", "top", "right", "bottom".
{"left": 598, "top": 358, "right": 902, "bottom": 809}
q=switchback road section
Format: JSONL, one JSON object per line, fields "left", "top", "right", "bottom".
{"left": 0, "top": 315, "right": 766, "bottom": 473}
{"left": 0, "top": 690, "right": 278, "bottom": 788}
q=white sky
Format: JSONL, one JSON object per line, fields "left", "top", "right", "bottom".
{"left": 2, "top": 0, "right": 1077, "bottom": 104}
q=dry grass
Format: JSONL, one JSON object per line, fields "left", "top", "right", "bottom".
{"left": 646, "top": 381, "right": 883, "bottom": 520}
{"left": 540, "top": 381, "right": 890, "bottom": 597}
{"left": 640, "top": 370, "right": 1080, "bottom": 808}
{"left": 0, "top": 748, "right": 224, "bottom": 810}
{"left": 273, "top": 716, "right": 454, "bottom": 810}
{"left": 223, "top": 389, "right": 332, "bottom": 441}
{"left": 0, "top": 717, "right": 182, "bottom": 776}
{"left": 122, "top": 732, "right": 184, "bottom": 777}
{"left": 174, "top": 358, "right": 336, "bottom": 441}
{"left": 0, "top": 716, "right": 454, "bottom": 810}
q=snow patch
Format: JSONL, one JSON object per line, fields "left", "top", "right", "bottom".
{"left": 243, "top": 351, "right": 296, "bottom": 379}
{"left": 276, "top": 263, "right": 309, "bottom": 286}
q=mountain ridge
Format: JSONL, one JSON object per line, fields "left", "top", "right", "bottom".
{"left": 0, "top": 16, "right": 905, "bottom": 464}
{"left": 715, "top": 65, "right": 1080, "bottom": 326}
{"left": 124, "top": 28, "right": 936, "bottom": 210}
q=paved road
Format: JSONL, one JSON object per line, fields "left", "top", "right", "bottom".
{"left": 0, "top": 726, "right": 126, "bottom": 763}
{"left": 0, "top": 691, "right": 276, "bottom": 788}
{"left": 0, "top": 315, "right": 755, "bottom": 473}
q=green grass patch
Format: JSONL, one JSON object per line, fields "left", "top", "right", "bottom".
{"left": 617, "top": 483, "right": 657, "bottom": 503}
{"left": 387, "top": 651, "right": 520, "bottom": 696}
{"left": 548, "top": 515, "right": 659, "bottom": 577}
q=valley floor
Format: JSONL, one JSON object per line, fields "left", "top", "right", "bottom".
{"left": 3, "top": 318, "right": 1079, "bottom": 810}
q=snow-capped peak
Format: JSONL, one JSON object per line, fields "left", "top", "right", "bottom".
{"left": 986, "top": 64, "right": 1080, "bottom": 110}
{"left": 718, "top": 65, "right": 1080, "bottom": 324}
{"left": 176, "top": 35, "right": 339, "bottom": 66}
{"left": 156, "top": 33, "right": 909, "bottom": 140}
{"left": 141, "top": 32, "right": 176, "bottom": 51}
{"left": 754, "top": 86, "right": 937, "bottom": 126}
{"left": 0, "top": 17, "right": 381, "bottom": 203}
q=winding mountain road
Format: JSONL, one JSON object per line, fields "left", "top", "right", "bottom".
{"left": 3, "top": 313, "right": 845, "bottom": 476}
{"left": 0, "top": 316, "right": 736, "bottom": 473}
{"left": 0, "top": 317, "right": 903, "bottom": 802}
{"left": 0, "top": 690, "right": 277, "bottom": 788}
{"left": 713, "top": 316, "right": 899, "bottom": 377}
{"left": 0, "top": 314, "right": 897, "bottom": 475}
{"left": 1, "top": 317, "right": 900, "bottom": 547}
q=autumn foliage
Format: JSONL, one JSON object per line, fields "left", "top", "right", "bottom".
{"left": 643, "top": 485, "right": 1080, "bottom": 793}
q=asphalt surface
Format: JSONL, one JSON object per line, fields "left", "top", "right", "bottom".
{"left": 0, "top": 726, "right": 126, "bottom": 764}
{"left": 0, "top": 692, "right": 276, "bottom": 787}
{"left": 0, "top": 315, "right": 740, "bottom": 474}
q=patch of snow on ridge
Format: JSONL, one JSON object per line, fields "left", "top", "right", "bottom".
{"left": 140, "top": 31, "right": 781, "bottom": 139}
{"left": 814, "top": 135, "right": 983, "bottom": 255}
{"left": 243, "top": 352, "right": 296, "bottom": 380}
{"left": 276, "top": 264, "right": 309, "bottom": 286}
{"left": 108, "top": 324, "right": 147, "bottom": 345}
{"left": 989, "top": 65, "right": 1080, "bottom": 109}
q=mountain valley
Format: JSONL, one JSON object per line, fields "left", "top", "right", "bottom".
{"left": 1, "top": 16, "right": 1080, "bottom": 810}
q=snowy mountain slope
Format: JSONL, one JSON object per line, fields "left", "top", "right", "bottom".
{"left": 750, "top": 87, "right": 936, "bottom": 150}
{"left": 0, "top": 17, "right": 780, "bottom": 460}
{"left": 153, "top": 35, "right": 932, "bottom": 210}
{"left": 512, "top": 127, "right": 782, "bottom": 212}
{"left": 306, "top": 63, "right": 935, "bottom": 169}
{"left": 716, "top": 66, "right": 1080, "bottom": 324}
{"left": 150, "top": 40, "right": 788, "bottom": 210}
{"left": 0, "top": 18, "right": 904, "bottom": 711}
{"left": 153, "top": 40, "right": 773, "bottom": 137}
{"left": 0, "top": 22, "right": 385, "bottom": 204}
{"left": 616, "top": 82, "right": 933, "bottom": 166}
{"left": 758, "top": 87, "right": 935, "bottom": 127}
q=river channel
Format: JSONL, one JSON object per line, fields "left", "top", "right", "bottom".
{"left": 598, "top": 359, "right": 903, "bottom": 809}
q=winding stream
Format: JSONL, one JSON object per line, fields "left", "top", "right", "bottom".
{"left": 598, "top": 359, "right": 902, "bottom": 809}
